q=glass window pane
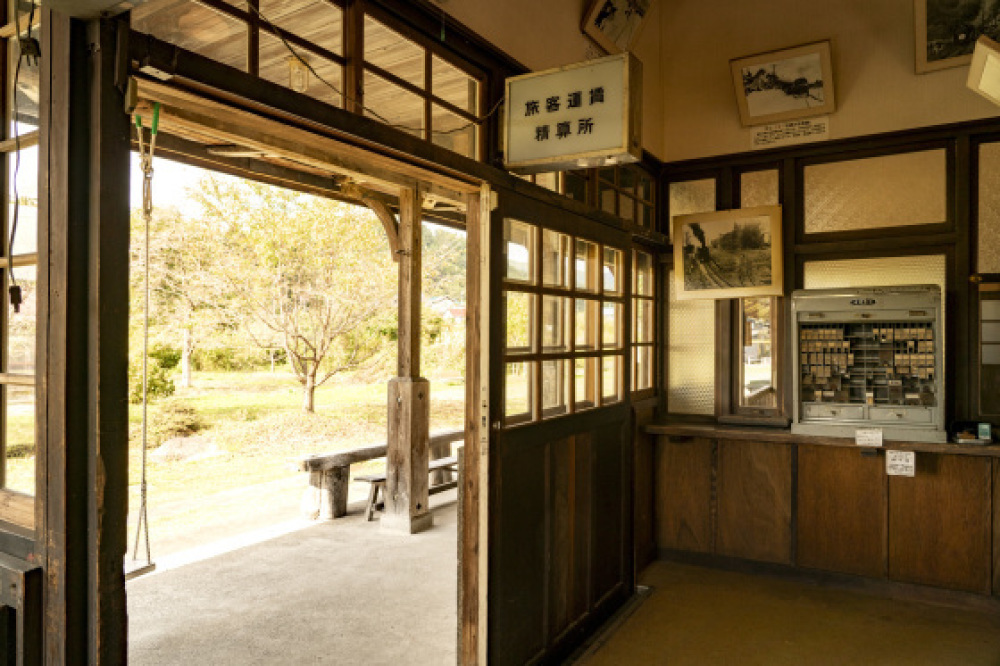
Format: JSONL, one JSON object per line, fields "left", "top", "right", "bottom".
{"left": 132, "top": 0, "right": 248, "bottom": 71}
{"left": 541, "top": 229, "right": 571, "bottom": 288}
{"left": 599, "top": 182, "right": 616, "bottom": 215}
{"left": 504, "top": 362, "right": 533, "bottom": 424}
{"left": 635, "top": 299, "right": 653, "bottom": 344}
{"left": 668, "top": 178, "right": 715, "bottom": 242}
{"left": 619, "top": 195, "right": 635, "bottom": 223}
{"left": 541, "top": 359, "right": 568, "bottom": 417}
{"left": 10, "top": 32, "right": 40, "bottom": 136}
{"left": 574, "top": 357, "right": 597, "bottom": 410}
{"left": 574, "top": 239, "right": 598, "bottom": 292}
{"left": 363, "top": 72, "right": 424, "bottom": 138}
{"left": 633, "top": 345, "right": 653, "bottom": 392}
{"left": 602, "top": 355, "right": 622, "bottom": 404}
{"left": 804, "top": 150, "right": 946, "bottom": 234}
{"left": 431, "top": 104, "right": 478, "bottom": 159}
{"left": 638, "top": 203, "right": 653, "bottom": 229}
{"left": 259, "top": 0, "right": 343, "bottom": 56}
{"left": 575, "top": 298, "right": 599, "bottom": 351}
{"left": 5, "top": 385, "right": 34, "bottom": 495}
{"left": 619, "top": 166, "right": 636, "bottom": 192}
{"left": 638, "top": 172, "right": 653, "bottom": 202}
{"left": 739, "top": 297, "right": 776, "bottom": 409}
{"left": 505, "top": 291, "right": 534, "bottom": 353}
{"left": 978, "top": 142, "right": 1000, "bottom": 273}
{"left": 542, "top": 296, "right": 570, "bottom": 352}
{"left": 504, "top": 219, "right": 534, "bottom": 283}
{"left": 8, "top": 265, "right": 35, "bottom": 376}
{"left": 432, "top": 55, "right": 478, "bottom": 114}
{"left": 564, "top": 171, "right": 588, "bottom": 203}
{"left": 602, "top": 302, "right": 621, "bottom": 349}
{"left": 668, "top": 269, "right": 715, "bottom": 415}
{"left": 740, "top": 169, "right": 779, "bottom": 208}
{"left": 9, "top": 145, "right": 38, "bottom": 256}
{"left": 634, "top": 251, "right": 653, "bottom": 297}
{"left": 259, "top": 32, "right": 343, "bottom": 107}
{"left": 602, "top": 247, "right": 621, "bottom": 294}
{"left": 364, "top": 16, "right": 425, "bottom": 88}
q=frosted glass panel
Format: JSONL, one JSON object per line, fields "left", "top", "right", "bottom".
{"left": 804, "top": 150, "right": 946, "bottom": 234}
{"left": 668, "top": 178, "right": 715, "bottom": 242}
{"left": 740, "top": 170, "right": 779, "bottom": 208}
{"left": 803, "top": 254, "right": 947, "bottom": 375}
{"left": 667, "top": 270, "right": 715, "bottom": 415}
{"left": 978, "top": 142, "right": 1000, "bottom": 273}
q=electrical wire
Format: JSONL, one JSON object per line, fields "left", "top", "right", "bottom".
{"left": 245, "top": 2, "right": 504, "bottom": 138}
{"left": 8, "top": 1, "right": 36, "bottom": 300}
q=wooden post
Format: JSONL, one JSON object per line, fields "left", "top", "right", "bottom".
{"left": 382, "top": 186, "right": 432, "bottom": 534}
{"left": 40, "top": 13, "right": 131, "bottom": 662}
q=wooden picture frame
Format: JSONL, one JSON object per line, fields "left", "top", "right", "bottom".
{"left": 730, "top": 41, "right": 835, "bottom": 127}
{"left": 672, "top": 206, "right": 784, "bottom": 301}
{"left": 915, "top": 0, "right": 1000, "bottom": 73}
{"left": 581, "top": 0, "right": 651, "bottom": 55}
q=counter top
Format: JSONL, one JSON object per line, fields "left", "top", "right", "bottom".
{"left": 646, "top": 422, "right": 1000, "bottom": 457}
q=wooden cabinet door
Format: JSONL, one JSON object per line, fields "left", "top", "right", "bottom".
{"left": 889, "top": 453, "right": 992, "bottom": 594}
{"left": 716, "top": 440, "right": 792, "bottom": 564}
{"left": 654, "top": 437, "right": 714, "bottom": 553}
{"left": 797, "top": 445, "right": 887, "bottom": 578}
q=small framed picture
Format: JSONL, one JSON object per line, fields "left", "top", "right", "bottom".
{"left": 582, "top": 0, "right": 651, "bottom": 55}
{"left": 672, "top": 205, "right": 784, "bottom": 301}
{"left": 730, "top": 41, "right": 835, "bottom": 127}
{"left": 915, "top": 0, "right": 1000, "bottom": 74}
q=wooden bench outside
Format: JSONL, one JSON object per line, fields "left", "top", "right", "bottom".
{"left": 355, "top": 456, "right": 459, "bottom": 521}
{"left": 297, "top": 429, "right": 464, "bottom": 520}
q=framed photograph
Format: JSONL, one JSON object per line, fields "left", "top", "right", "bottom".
{"left": 672, "top": 205, "right": 784, "bottom": 301}
{"left": 730, "top": 41, "right": 835, "bottom": 127}
{"left": 582, "top": 0, "right": 651, "bottom": 54}
{"left": 915, "top": 0, "right": 1000, "bottom": 73}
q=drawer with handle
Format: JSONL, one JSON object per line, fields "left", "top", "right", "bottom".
{"left": 802, "top": 404, "right": 865, "bottom": 420}
{"left": 868, "top": 406, "right": 932, "bottom": 424}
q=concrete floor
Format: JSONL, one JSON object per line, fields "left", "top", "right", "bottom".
{"left": 127, "top": 491, "right": 458, "bottom": 666}
{"left": 583, "top": 561, "right": 1000, "bottom": 665}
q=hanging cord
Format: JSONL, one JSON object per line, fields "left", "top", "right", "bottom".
{"left": 8, "top": 1, "right": 39, "bottom": 314}
{"left": 132, "top": 103, "right": 160, "bottom": 567}
{"left": 244, "top": 2, "right": 504, "bottom": 137}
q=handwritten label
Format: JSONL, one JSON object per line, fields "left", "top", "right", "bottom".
{"left": 886, "top": 450, "right": 916, "bottom": 477}
{"left": 752, "top": 117, "right": 830, "bottom": 150}
{"left": 855, "top": 428, "right": 883, "bottom": 448}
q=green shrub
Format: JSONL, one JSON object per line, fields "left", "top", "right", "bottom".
{"left": 144, "top": 401, "right": 204, "bottom": 448}
{"left": 129, "top": 358, "right": 176, "bottom": 404}
{"left": 149, "top": 344, "right": 182, "bottom": 370}
{"left": 192, "top": 346, "right": 271, "bottom": 371}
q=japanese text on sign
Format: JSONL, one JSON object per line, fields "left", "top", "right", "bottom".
{"left": 524, "top": 87, "right": 604, "bottom": 143}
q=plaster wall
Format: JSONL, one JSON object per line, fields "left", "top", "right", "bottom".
{"left": 436, "top": 0, "right": 665, "bottom": 160}
{"left": 438, "top": 0, "right": 1000, "bottom": 164}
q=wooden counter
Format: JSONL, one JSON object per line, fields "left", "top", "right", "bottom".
{"left": 647, "top": 423, "right": 1000, "bottom": 597}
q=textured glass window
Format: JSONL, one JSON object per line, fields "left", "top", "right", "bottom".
{"left": 363, "top": 16, "right": 424, "bottom": 87}
{"left": 259, "top": 32, "right": 343, "bottom": 107}
{"left": 363, "top": 72, "right": 424, "bottom": 138}
{"left": 740, "top": 169, "right": 779, "bottom": 208}
{"left": 668, "top": 178, "right": 715, "bottom": 242}
{"left": 804, "top": 150, "right": 946, "bottom": 234}
{"left": 978, "top": 142, "right": 1000, "bottom": 273}
{"left": 667, "top": 270, "right": 716, "bottom": 415}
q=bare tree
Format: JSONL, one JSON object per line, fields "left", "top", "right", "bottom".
{"left": 197, "top": 177, "right": 397, "bottom": 412}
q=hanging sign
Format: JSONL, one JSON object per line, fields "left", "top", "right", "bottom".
{"left": 886, "top": 450, "right": 916, "bottom": 477}
{"left": 504, "top": 52, "right": 642, "bottom": 174}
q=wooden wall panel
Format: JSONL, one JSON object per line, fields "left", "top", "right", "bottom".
{"left": 716, "top": 440, "right": 792, "bottom": 565}
{"left": 993, "top": 458, "right": 999, "bottom": 597}
{"left": 633, "top": 405, "right": 657, "bottom": 572}
{"left": 889, "top": 453, "right": 992, "bottom": 594}
{"left": 492, "top": 442, "right": 547, "bottom": 666}
{"left": 654, "top": 437, "right": 713, "bottom": 553}
{"left": 591, "top": 424, "right": 624, "bottom": 604}
{"left": 797, "top": 445, "right": 887, "bottom": 578}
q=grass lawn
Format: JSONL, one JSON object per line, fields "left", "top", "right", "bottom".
{"left": 124, "top": 369, "right": 465, "bottom": 557}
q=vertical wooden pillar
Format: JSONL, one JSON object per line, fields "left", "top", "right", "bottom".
{"left": 382, "top": 186, "right": 432, "bottom": 534}
{"left": 40, "top": 12, "right": 131, "bottom": 663}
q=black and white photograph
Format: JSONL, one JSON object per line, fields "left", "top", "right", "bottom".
{"left": 672, "top": 206, "right": 784, "bottom": 300}
{"left": 916, "top": 0, "right": 1000, "bottom": 72}
{"left": 582, "top": 0, "right": 651, "bottom": 54}
{"left": 730, "top": 41, "right": 836, "bottom": 126}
